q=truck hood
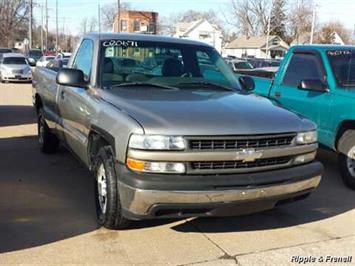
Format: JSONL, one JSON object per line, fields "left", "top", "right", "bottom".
{"left": 102, "top": 88, "right": 315, "bottom": 135}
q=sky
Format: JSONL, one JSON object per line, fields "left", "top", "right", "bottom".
{"left": 33, "top": 0, "right": 355, "bottom": 36}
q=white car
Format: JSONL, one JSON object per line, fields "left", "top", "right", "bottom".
{"left": 0, "top": 53, "right": 32, "bottom": 83}
{"left": 36, "top": 56, "right": 55, "bottom": 67}
{"left": 56, "top": 52, "right": 72, "bottom": 60}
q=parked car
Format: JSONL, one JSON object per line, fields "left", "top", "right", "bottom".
{"left": 26, "top": 49, "right": 43, "bottom": 66}
{"left": 237, "top": 45, "right": 355, "bottom": 189}
{"left": 55, "top": 52, "right": 72, "bottom": 60}
{"left": 32, "top": 33, "right": 322, "bottom": 229}
{"left": 46, "top": 58, "right": 69, "bottom": 70}
{"left": 36, "top": 56, "right": 55, "bottom": 67}
{"left": 247, "top": 58, "right": 281, "bottom": 68}
{"left": 0, "top": 48, "right": 13, "bottom": 61}
{"left": 0, "top": 53, "right": 32, "bottom": 83}
{"left": 226, "top": 58, "right": 254, "bottom": 71}
{"left": 0, "top": 48, "right": 13, "bottom": 55}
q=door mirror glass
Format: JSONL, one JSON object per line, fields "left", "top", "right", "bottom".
{"left": 238, "top": 76, "right": 255, "bottom": 91}
{"left": 56, "top": 68, "right": 88, "bottom": 89}
{"left": 298, "top": 79, "right": 328, "bottom": 92}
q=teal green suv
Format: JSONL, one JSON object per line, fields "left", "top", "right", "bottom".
{"left": 238, "top": 45, "right": 355, "bottom": 189}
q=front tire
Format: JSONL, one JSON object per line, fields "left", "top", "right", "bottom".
{"left": 38, "top": 109, "right": 59, "bottom": 154}
{"left": 94, "top": 146, "right": 131, "bottom": 229}
{"left": 338, "top": 130, "right": 355, "bottom": 189}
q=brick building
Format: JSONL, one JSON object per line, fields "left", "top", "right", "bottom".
{"left": 113, "top": 10, "right": 158, "bottom": 34}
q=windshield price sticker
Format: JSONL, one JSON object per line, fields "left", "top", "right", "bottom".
{"left": 327, "top": 50, "right": 352, "bottom": 56}
{"left": 102, "top": 40, "right": 138, "bottom": 47}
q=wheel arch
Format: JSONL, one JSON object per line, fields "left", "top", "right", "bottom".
{"left": 88, "top": 125, "right": 116, "bottom": 171}
{"left": 335, "top": 120, "right": 355, "bottom": 150}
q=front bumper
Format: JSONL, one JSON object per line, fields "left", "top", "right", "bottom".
{"left": 118, "top": 161, "right": 323, "bottom": 219}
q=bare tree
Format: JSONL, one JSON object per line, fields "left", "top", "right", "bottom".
{"left": 79, "top": 17, "right": 88, "bottom": 35}
{"left": 0, "top": 0, "right": 29, "bottom": 47}
{"left": 226, "top": 0, "right": 271, "bottom": 37}
{"left": 316, "top": 21, "right": 351, "bottom": 44}
{"left": 287, "top": 0, "right": 314, "bottom": 43}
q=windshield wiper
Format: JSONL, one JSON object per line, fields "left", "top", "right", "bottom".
{"left": 177, "top": 81, "right": 236, "bottom": 91}
{"left": 110, "top": 82, "right": 179, "bottom": 90}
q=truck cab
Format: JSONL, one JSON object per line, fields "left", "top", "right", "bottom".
{"left": 249, "top": 45, "right": 355, "bottom": 189}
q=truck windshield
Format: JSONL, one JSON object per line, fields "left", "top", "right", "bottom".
{"left": 3, "top": 57, "right": 27, "bottom": 65}
{"left": 327, "top": 50, "right": 355, "bottom": 87}
{"left": 100, "top": 40, "right": 240, "bottom": 90}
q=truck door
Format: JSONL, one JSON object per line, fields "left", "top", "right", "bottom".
{"left": 269, "top": 51, "right": 332, "bottom": 144}
{"left": 57, "top": 39, "right": 95, "bottom": 164}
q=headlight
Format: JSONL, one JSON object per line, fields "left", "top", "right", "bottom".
{"left": 296, "top": 131, "right": 317, "bottom": 145}
{"left": 293, "top": 152, "right": 317, "bottom": 165}
{"left": 127, "top": 158, "right": 186, "bottom": 174}
{"left": 129, "top": 134, "right": 186, "bottom": 150}
{"left": 1, "top": 67, "right": 10, "bottom": 75}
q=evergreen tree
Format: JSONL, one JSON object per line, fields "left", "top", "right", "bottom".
{"left": 269, "top": 0, "right": 287, "bottom": 39}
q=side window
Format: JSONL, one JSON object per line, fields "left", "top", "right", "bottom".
{"left": 73, "top": 39, "right": 94, "bottom": 79}
{"left": 282, "top": 53, "right": 325, "bottom": 87}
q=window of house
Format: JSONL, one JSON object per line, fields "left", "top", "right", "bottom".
{"left": 133, "top": 20, "right": 140, "bottom": 32}
{"left": 120, "top": 20, "right": 128, "bottom": 32}
{"left": 282, "top": 53, "right": 325, "bottom": 87}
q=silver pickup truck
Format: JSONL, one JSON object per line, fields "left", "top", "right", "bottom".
{"left": 32, "top": 33, "right": 323, "bottom": 229}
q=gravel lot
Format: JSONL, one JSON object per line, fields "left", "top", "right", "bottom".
{"left": 0, "top": 82, "right": 354, "bottom": 265}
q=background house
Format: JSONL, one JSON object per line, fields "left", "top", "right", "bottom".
{"left": 225, "top": 35, "right": 289, "bottom": 59}
{"left": 113, "top": 10, "right": 158, "bottom": 34}
{"left": 174, "top": 19, "right": 223, "bottom": 53}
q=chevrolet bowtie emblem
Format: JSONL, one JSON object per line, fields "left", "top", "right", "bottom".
{"left": 235, "top": 149, "right": 263, "bottom": 162}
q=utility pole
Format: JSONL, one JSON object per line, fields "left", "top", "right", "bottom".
{"left": 29, "top": 0, "right": 33, "bottom": 49}
{"left": 310, "top": 6, "right": 316, "bottom": 44}
{"left": 56, "top": 0, "right": 59, "bottom": 51}
{"left": 45, "top": 0, "right": 48, "bottom": 51}
{"left": 98, "top": 4, "right": 101, "bottom": 33}
{"left": 265, "top": 6, "right": 272, "bottom": 59}
{"left": 41, "top": 4, "right": 44, "bottom": 52}
{"left": 117, "top": 0, "right": 120, "bottom": 32}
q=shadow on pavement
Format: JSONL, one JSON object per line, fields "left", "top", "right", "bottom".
{"left": 1, "top": 133, "right": 354, "bottom": 252}
{"left": 0, "top": 136, "right": 98, "bottom": 253}
{"left": 172, "top": 149, "right": 355, "bottom": 233}
{"left": 0, "top": 105, "right": 37, "bottom": 127}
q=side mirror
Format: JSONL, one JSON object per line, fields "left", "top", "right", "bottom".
{"left": 298, "top": 79, "right": 329, "bottom": 92}
{"left": 238, "top": 76, "right": 255, "bottom": 91}
{"left": 56, "top": 68, "right": 88, "bottom": 89}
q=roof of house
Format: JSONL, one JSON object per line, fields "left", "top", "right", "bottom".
{"left": 226, "top": 35, "right": 289, "bottom": 49}
{"left": 175, "top": 19, "right": 219, "bottom": 37}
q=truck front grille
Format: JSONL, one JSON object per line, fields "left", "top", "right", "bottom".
{"left": 189, "top": 134, "right": 295, "bottom": 151}
{"left": 191, "top": 156, "right": 292, "bottom": 170}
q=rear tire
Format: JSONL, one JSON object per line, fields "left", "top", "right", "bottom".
{"left": 38, "top": 109, "right": 59, "bottom": 154}
{"left": 338, "top": 130, "right": 355, "bottom": 190}
{"left": 94, "top": 146, "right": 131, "bottom": 230}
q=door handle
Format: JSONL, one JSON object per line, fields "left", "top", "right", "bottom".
{"left": 274, "top": 91, "right": 281, "bottom": 98}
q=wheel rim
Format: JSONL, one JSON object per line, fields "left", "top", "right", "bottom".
{"left": 38, "top": 117, "right": 45, "bottom": 146}
{"left": 97, "top": 164, "right": 108, "bottom": 214}
{"left": 346, "top": 146, "right": 355, "bottom": 177}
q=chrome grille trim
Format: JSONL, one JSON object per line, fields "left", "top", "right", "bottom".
{"left": 188, "top": 133, "right": 296, "bottom": 151}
